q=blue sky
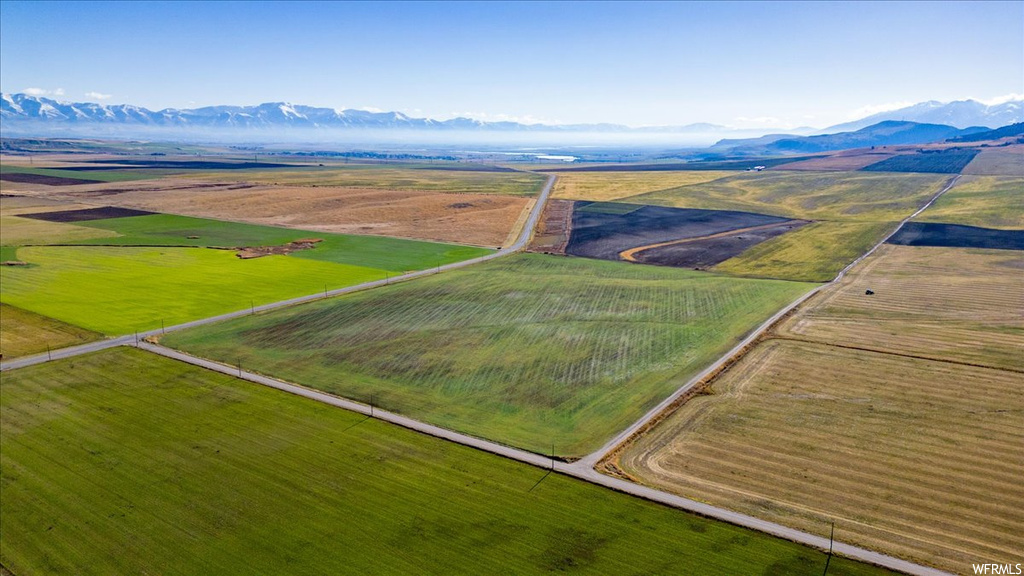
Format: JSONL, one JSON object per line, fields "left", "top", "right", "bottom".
{"left": 1, "top": 0, "right": 1021, "bottom": 128}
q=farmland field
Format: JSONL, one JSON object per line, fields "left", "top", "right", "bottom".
{"left": 0, "top": 246, "right": 387, "bottom": 335}
{"left": 564, "top": 201, "right": 802, "bottom": 268}
{"left": 615, "top": 245, "right": 1024, "bottom": 573}
{"left": 0, "top": 164, "right": 159, "bottom": 183}
{"left": 860, "top": 148, "right": 980, "bottom": 174}
{"left": 887, "top": 222, "right": 1024, "bottom": 250}
{"left": 712, "top": 221, "right": 896, "bottom": 282}
{"left": 914, "top": 175, "right": 1024, "bottom": 229}
{"left": 550, "top": 170, "right": 735, "bottom": 202}
{"left": 58, "top": 213, "right": 491, "bottom": 271}
{"left": 0, "top": 347, "right": 890, "bottom": 576}
{"left": 624, "top": 171, "right": 948, "bottom": 221}
{"left": 192, "top": 164, "right": 548, "bottom": 196}
{"left": 0, "top": 303, "right": 101, "bottom": 358}
{"left": 13, "top": 178, "right": 534, "bottom": 247}
{"left": 162, "top": 254, "right": 814, "bottom": 456}
{"left": 777, "top": 245, "right": 1024, "bottom": 370}
{"left": 962, "top": 145, "right": 1024, "bottom": 176}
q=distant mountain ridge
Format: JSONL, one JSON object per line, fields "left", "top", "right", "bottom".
{"left": 1, "top": 93, "right": 737, "bottom": 134}
{"left": 714, "top": 120, "right": 990, "bottom": 155}
{"left": 822, "top": 99, "right": 1023, "bottom": 132}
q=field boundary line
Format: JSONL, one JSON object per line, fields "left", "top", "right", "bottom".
{"left": 770, "top": 335, "right": 1024, "bottom": 374}
{"left": 0, "top": 175, "right": 556, "bottom": 372}
{"left": 132, "top": 340, "right": 952, "bottom": 576}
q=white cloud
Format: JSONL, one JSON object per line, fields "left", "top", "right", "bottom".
{"left": 23, "top": 87, "right": 65, "bottom": 97}
{"left": 84, "top": 91, "right": 112, "bottom": 100}
{"left": 358, "top": 106, "right": 384, "bottom": 113}
{"left": 975, "top": 93, "right": 1024, "bottom": 106}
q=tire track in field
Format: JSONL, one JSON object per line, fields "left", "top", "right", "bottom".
{"left": 618, "top": 220, "right": 805, "bottom": 262}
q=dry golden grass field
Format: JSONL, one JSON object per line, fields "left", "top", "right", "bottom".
{"left": 5, "top": 179, "right": 532, "bottom": 248}
{"left": 769, "top": 150, "right": 902, "bottom": 171}
{"left": 550, "top": 170, "right": 736, "bottom": 202}
{"left": 962, "top": 145, "right": 1024, "bottom": 176}
{"left": 613, "top": 245, "right": 1024, "bottom": 573}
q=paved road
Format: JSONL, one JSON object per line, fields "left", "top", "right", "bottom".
{"left": 0, "top": 175, "right": 556, "bottom": 373}
{"left": 1, "top": 172, "right": 959, "bottom": 575}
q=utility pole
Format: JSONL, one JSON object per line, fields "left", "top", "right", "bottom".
{"left": 46, "top": 343, "right": 51, "bottom": 361}
{"left": 161, "top": 319, "right": 165, "bottom": 334}
{"left": 251, "top": 300, "right": 255, "bottom": 315}
{"left": 238, "top": 359, "right": 243, "bottom": 378}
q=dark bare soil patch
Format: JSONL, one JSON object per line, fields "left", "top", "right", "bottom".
{"left": 861, "top": 148, "right": 980, "bottom": 174}
{"left": 635, "top": 220, "right": 810, "bottom": 268}
{"left": 20, "top": 206, "right": 157, "bottom": 222}
{"left": 0, "top": 172, "right": 102, "bottom": 186}
{"left": 566, "top": 202, "right": 791, "bottom": 263}
{"left": 887, "top": 222, "right": 1024, "bottom": 250}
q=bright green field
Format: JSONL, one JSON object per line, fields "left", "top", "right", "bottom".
{"left": 0, "top": 347, "right": 891, "bottom": 576}
{"left": 916, "top": 175, "right": 1024, "bottom": 229}
{"left": 163, "top": 254, "right": 813, "bottom": 456}
{"left": 623, "top": 171, "right": 949, "bottom": 221}
{"left": 713, "top": 221, "right": 898, "bottom": 282}
{"left": 71, "top": 213, "right": 492, "bottom": 272}
{"left": 0, "top": 246, "right": 386, "bottom": 335}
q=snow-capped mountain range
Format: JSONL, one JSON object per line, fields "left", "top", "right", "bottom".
{"left": 2, "top": 93, "right": 1021, "bottom": 141}
{"left": 822, "top": 99, "right": 1023, "bottom": 132}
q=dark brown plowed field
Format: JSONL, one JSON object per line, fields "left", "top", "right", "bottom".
{"left": 887, "top": 222, "right": 1024, "bottom": 250}
{"left": 634, "top": 220, "right": 809, "bottom": 268}
{"left": 20, "top": 206, "right": 157, "bottom": 223}
{"left": 0, "top": 173, "right": 102, "bottom": 186}
{"left": 565, "top": 202, "right": 794, "bottom": 266}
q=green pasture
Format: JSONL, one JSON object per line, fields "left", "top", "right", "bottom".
{"left": 915, "top": 175, "right": 1024, "bottom": 229}
{"left": 713, "top": 221, "right": 897, "bottom": 282}
{"left": 71, "top": 213, "right": 491, "bottom": 272}
{"left": 0, "top": 246, "right": 386, "bottom": 335}
{"left": 0, "top": 347, "right": 892, "bottom": 576}
{"left": 163, "top": 254, "right": 813, "bottom": 456}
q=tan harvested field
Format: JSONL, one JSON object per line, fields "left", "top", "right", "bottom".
{"left": 769, "top": 150, "right": 901, "bottom": 171}
{"left": 614, "top": 245, "right": 1024, "bottom": 573}
{"left": 914, "top": 175, "right": 1024, "bottom": 230}
{"left": 12, "top": 179, "right": 531, "bottom": 248}
{"left": 778, "top": 245, "right": 1024, "bottom": 369}
{"left": 616, "top": 340, "right": 1023, "bottom": 573}
{"left": 550, "top": 170, "right": 735, "bottom": 202}
{"left": 190, "top": 165, "right": 547, "bottom": 196}
{"left": 963, "top": 145, "right": 1024, "bottom": 176}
